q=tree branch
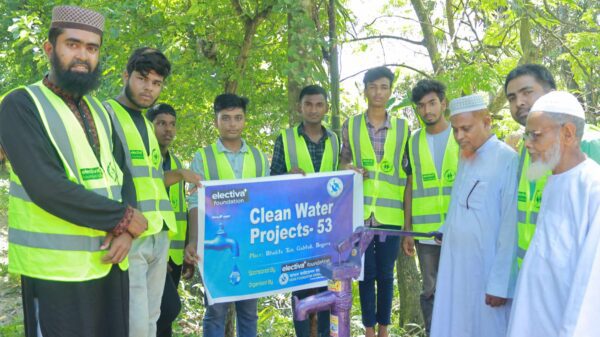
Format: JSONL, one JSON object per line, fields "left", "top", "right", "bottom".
{"left": 346, "top": 34, "right": 424, "bottom": 46}
{"left": 341, "top": 63, "right": 431, "bottom": 82}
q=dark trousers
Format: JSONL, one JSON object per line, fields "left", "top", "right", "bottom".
{"left": 415, "top": 242, "right": 441, "bottom": 335}
{"left": 156, "top": 259, "right": 183, "bottom": 337}
{"left": 291, "top": 287, "right": 330, "bottom": 337}
{"left": 358, "top": 233, "right": 400, "bottom": 327}
{"left": 22, "top": 264, "right": 129, "bottom": 337}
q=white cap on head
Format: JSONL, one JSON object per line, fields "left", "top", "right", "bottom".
{"left": 530, "top": 91, "right": 585, "bottom": 119}
{"left": 449, "top": 94, "right": 487, "bottom": 116}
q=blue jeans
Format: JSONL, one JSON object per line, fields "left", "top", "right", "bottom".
{"left": 202, "top": 299, "right": 257, "bottom": 337}
{"left": 292, "top": 287, "right": 330, "bottom": 337}
{"left": 358, "top": 233, "right": 400, "bottom": 327}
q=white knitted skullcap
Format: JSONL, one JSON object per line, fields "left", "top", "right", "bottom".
{"left": 530, "top": 91, "right": 585, "bottom": 119}
{"left": 449, "top": 94, "right": 487, "bottom": 116}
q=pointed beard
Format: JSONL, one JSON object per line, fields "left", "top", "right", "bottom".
{"left": 527, "top": 140, "right": 561, "bottom": 181}
{"left": 51, "top": 50, "right": 101, "bottom": 97}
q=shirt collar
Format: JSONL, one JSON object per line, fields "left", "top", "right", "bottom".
{"left": 43, "top": 75, "right": 79, "bottom": 103}
{"left": 476, "top": 134, "right": 496, "bottom": 154}
{"left": 216, "top": 138, "right": 248, "bottom": 153}
{"left": 365, "top": 112, "right": 391, "bottom": 129}
{"left": 297, "top": 123, "right": 328, "bottom": 141}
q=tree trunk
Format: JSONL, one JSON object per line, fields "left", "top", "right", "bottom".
{"left": 396, "top": 247, "right": 424, "bottom": 333}
{"left": 328, "top": 0, "right": 341, "bottom": 137}
{"left": 225, "top": 303, "right": 236, "bottom": 337}
{"left": 410, "top": 0, "right": 442, "bottom": 74}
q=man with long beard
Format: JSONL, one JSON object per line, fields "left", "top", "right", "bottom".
{"left": 507, "top": 91, "right": 600, "bottom": 337}
{"left": 0, "top": 6, "right": 148, "bottom": 336}
{"left": 430, "top": 94, "right": 519, "bottom": 337}
{"left": 103, "top": 48, "right": 199, "bottom": 336}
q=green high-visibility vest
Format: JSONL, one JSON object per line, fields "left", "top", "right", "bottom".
{"left": 516, "top": 124, "right": 600, "bottom": 266}
{"left": 168, "top": 153, "right": 188, "bottom": 265}
{"left": 104, "top": 99, "right": 176, "bottom": 236}
{"left": 281, "top": 125, "right": 339, "bottom": 173}
{"left": 409, "top": 128, "right": 459, "bottom": 239}
{"left": 8, "top": 82, "right": 126, "bottom": 281}
{"left": 197, "top": 143, "right": 269, "bottom": 180}
{"left": 348, "top": 114, "right": 409, "bottom": 226}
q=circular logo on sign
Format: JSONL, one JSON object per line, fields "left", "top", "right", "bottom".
{"left": 444, "top": 169, "right": 456, "bottom": 182}
{"left": 379, "top": 160, "right": 393, "bottom": 173}
{"left": 152, "top": 148, "right": 161, "bottom": 166}
{"left": 279, "top": 272, "right": 289, "bottom": 285}
{"left": 327, "top": 177, "right": 343, "bottom": 197}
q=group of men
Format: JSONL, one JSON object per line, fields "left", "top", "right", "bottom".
{"left": 1, "top": 4, "right": 599, "bottom": 337}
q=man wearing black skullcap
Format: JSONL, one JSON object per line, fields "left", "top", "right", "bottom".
{"left": 0, "top": 5, "right": 147, "bottom": 337}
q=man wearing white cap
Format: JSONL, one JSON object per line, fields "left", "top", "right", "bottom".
{"left": 0, "top": 5, "right": 147, "bottom": 337}
{"left": 506, "top": 91, "right": 600, "bottom": 337}
{"left": 430, "top": 94, "right": 519, "bottom": 337}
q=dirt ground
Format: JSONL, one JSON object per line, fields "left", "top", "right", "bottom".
{"left": 0, "top": 210, "right": 23, "bottom": 327}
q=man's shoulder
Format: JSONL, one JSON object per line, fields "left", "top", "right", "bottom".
{"left": 491, "top": 136, "right": 518, "bottom": 158}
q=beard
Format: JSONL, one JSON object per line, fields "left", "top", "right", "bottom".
{"left": 124, "top": 82, "right": 156, "bottom": 109}
{"left": 527, "top": 139, "right": 561, "bottom": 181}
{"left": 51, "top": 50, "right": 101, "bottom": 97}
{"left": 460, "top": 149, "right": 476, "bottom": 160}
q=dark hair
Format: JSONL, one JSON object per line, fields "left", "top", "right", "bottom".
{"left": 504, "top": 64, "right": 556, "bottom": 94}
{"left": 363, "top": 66, "right": 394, "bottom": 87}
{"left": 299, "top": 85, "right": 328, "bottom": 102}
{"left": 48, "top": 27, "right": 103, "bottom": 46}
{"left": 213, "top": 94, "right": 249, "bottom": 114}
{"left": 411, "top": 79, "right": 446, "bottom": 103}
{"left": 146, "top": 103, "right": 176, "bottom": 121}
{"left": 126, "top": 47, "right": 171, "bottom": 78}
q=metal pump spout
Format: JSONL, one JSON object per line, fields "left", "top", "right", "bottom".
{"left": 204, "top": 223, "right": 239, "bottom": 257}
{"left": 293, "top": 291, "right": 338, "bottom": 321}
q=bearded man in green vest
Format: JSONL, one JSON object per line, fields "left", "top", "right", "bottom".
{"left": 103, "top": 48, "right": 200, "bottom": 337}
{"left": 504, "top": 64, "right": 600, "bottom": 267}
{"left": 0, "top": 6, "right": 147, "bottom": 337}
{"left": 271, "top": 84, "right": 339, "bottom": 337}
{"left": 186, "top": 93, "right": 269, "bottom": 337}
{"left": 401, "top": 79, "right": 458, "bottom": 336}
{"left": 340, "top": 66, "right": 412, "bottom": 337}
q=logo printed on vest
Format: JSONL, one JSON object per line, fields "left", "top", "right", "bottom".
{"left": 534, "top": 190, "right": 542, "bottom": 208}
{"left": 130, "top": 149, "right": 144, "bottom": 159}
{"left": 518, "top": 191, "right": 527, "bottom": 202}
{"left": 152, "top": 148, "right": 161, "bottom": 166}
{"left": 423, "top": 173, "right": 436, "bottom": 182}
{"left": 107, "top": 162, "right": 118, "bottom": 182}
{"left": 444, "top": 169, "right": 456, "bottom": 182}
{"left": 362, "top": 159, "right": 374, "bottom": 167}
{"left": 171, "top": 196, "right": 179, "bottom": 209}
{"left": 80, "top": 167, "right": 103, "bottom": 180}
{"left": 379, "top": 159, "right": 393, "bottom": 173}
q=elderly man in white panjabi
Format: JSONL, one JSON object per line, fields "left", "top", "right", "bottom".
{"left": 507, "top": 91, "right": 600, "bottom": 337}
{"left": 430, "top": 94, "right": 519, "bottom": 337}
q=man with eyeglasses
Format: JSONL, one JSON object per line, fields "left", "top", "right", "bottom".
{"left": 507, "top": 91, "right": 600, "bottom": 337}
{"left": 504, "top": 64, "right": 600, "bottom": 268}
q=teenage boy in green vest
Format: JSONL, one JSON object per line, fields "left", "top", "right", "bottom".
{"left": 146, "top": 103, "right": 195, "bottom": 337}
{"left": 104, "top": 48, "right": 199, "bottom": 337}
{"left": 401, "top": 80, "right": 458, "bottom": 336}
{"left": 339, "top": 66, "right": 412, "bottom": 337}
{"left": 504, "top": 64, "right": 600, "bottom": 267}
{"left": 270, "top": 84, "right": 339, "bottom": 337}
{"left": 0, "top": 6, "right": 147, "bottom": 336}
{"left": 186, "top": 94, "right": 269, "bottom": 337}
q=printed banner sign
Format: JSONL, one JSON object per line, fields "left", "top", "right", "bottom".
{"left": 198, "top": 170, "right": 363, "bottom": 304}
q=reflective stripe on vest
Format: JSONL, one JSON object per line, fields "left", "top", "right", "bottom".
{"left": 281, "top": 126, "right": 339, "bottom": 172}
{"left": 104, "top": 99, "right": 176, "bottom": 236}
{"left": 168, "top": 153, "right": 188, "bottom": 265}
{"left": 409, "top": 128, "right": 458, "bottom": 238}
{"left": 348, "top": 114, "right": 408, "bottom": 226}
{"left": 8, "top": 82, "right": 125, "bottom": 281}
{"left": 516, "top": 143, "right": 548, "bottom": 267}
{"left": 200, "top": 143, "right": 268, "bottom": 180}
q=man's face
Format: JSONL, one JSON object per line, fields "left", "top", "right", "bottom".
{"left": 215, "top": 107, "right": 245, "bottom": 142}
{"left": 299, "top": 94, "right": 328, "bottom": 125}
{"left": 450, "top": 111, "right": 491, "bottom": 159}
{"left": 152, "top": 113, "right": 176, "bottom": 148}
{"left": 365, "top": 77, "right": 392, "bottom": 109}
{"left": 416, "top": 92, "right": 446, "bottom": 126}
{"left": 506, "top": 75, "right": 550, "bottom": 126}
{"left": 45, "top": 28, "right": 102, "bottom": 96}
{"left": 124, "top": 70, "right": 164, "bottom": 109}
{"left": 524, "top": 110, "right": 562, "bottom": 180}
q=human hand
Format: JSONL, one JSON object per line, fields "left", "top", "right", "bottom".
{"left": 101, "top": 232, "right": 133, "bottom": 264}
{"left": 485, "top": 294, "right": 507, "bottom": 307}
{"left": 182, "top": 262, "right": 196, "bottom": 280}
{"left": 128, "top": 208, "right": 148, "bottom": 238}
{"left": 288, "top": 167, "right": 306, "bottom": 175}
{"left": 184, "top": 243, "right": 200, "bottom": 265}
{"left": 180, "top": 169, "right": 202, "bottom": 186}
{"left": 402, "top": 236, "right": 416, "bottom": 256}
